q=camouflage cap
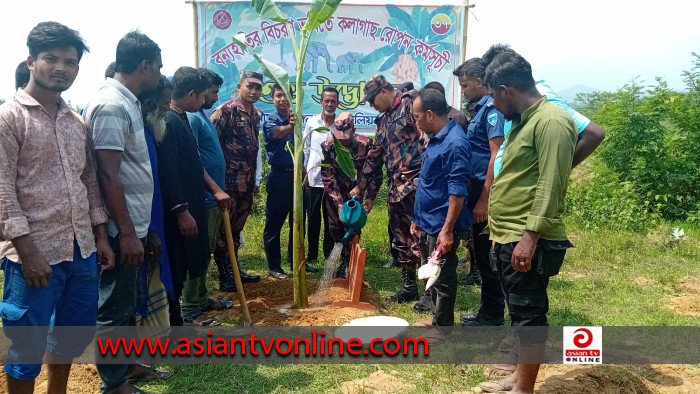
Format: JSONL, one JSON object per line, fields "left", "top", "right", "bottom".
{"left": 240, "top": 70, "right": 263, "bottom": 86}
{"left": 333, "top": 112, "right": 355, "bottom": 139}
{"left": 359, "top": 74, "right": 390, "bottom": 104}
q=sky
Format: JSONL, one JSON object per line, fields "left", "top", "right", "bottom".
{"left": 1, "top": 0, "right": 699, "bottom": 106}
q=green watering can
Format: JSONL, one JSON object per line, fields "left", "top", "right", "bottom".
{"left": 340, "top": 196, "right": 367, "bottom": 238}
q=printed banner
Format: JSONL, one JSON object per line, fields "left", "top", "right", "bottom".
{"left": 196, "top": 1, "right": 466, "bottom": 131}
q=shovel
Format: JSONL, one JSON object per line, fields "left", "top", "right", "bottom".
{"left": 222, "top": 208, "right": 253, "bottom": 326}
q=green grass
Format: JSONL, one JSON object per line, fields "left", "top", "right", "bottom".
{"left": 138, "top": 207, "right": 698, "bottom": 393}
{"left": 1, "top": 206, "right": 698, "bottom": 393}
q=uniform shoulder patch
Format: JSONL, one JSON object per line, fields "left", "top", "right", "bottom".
{"left": 487, "top": 112, "right": 498, "bottom": 126}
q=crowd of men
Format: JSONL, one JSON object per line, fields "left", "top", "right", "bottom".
{"left": 0, "top": 21, "right": 605, "bottom": 394}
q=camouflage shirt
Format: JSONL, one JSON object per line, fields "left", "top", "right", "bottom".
{"left": 359, "top": 90, "right": 423, "bottom": 203}
{"left": 321, "top": 134, "right": 376, "bottom": 208}
{"left": 210, "top": 98, "right": 262, "bottom": 193}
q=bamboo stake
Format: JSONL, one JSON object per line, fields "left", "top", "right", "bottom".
{"left": 222, "top": 208, "right": 253, "bottom": 325}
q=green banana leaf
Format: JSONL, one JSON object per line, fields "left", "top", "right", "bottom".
{"left": 233, "top": 33, "right": 293, "bottom": 105}
{"left": 303, "top": 0, "right": 342, "bottom": 32}
{"left": 332, "top": 134, "right": 355, "bottom": 180}
{"left": 251, "top": 0, "right": 289, "bottom": 22}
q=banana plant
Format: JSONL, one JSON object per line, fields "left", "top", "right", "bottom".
{"left": 233, "top": 0, "right": 354, "bottom": 308}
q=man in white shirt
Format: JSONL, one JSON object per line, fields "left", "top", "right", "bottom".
{"left": 303, "top": 87, "right": 339, "bottom": 264}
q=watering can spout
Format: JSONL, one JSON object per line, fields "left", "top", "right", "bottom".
{"left": 340, "top": 196, "right": 367, "bottom": 238}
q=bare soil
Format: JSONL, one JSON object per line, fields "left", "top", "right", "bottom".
{"left": 668, "top": 276, "right": 700, "bottom": 317}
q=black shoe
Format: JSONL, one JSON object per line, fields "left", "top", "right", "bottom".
{"left": 268, "top": 269, "right": 289, "bottom": 279}
{"left": 306, "top": 264, "right": 319, "bottom": 273}
{"left": 459, "top": 312, "right": 478, "bottom": 323}
{"left": 219, "top": 279, "right": 237, "bottom": 293}
{"left": 413, "top": 292, "right": 432, "bottom": 313}
{"left": 239, "top": 270, "right": 261, "bottom": 283}
{"left": 462, "top": 314, "right": 504, "bottom": 326}
{"left": 386, "top": 268, "right": 419, "bottom": 303}
{"left": 459, "top": 269, "right": 482, "bottom": 287}
{"left": 383, "top": 258, "right": 399, "bottom": 269}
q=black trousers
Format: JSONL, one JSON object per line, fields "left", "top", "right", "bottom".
{"left": 420, "top": 231, "right": 459, "bottom": 326}
{"left": 305, "top": 186, "right": 331, "bottom": 261}
{"left": 469, "top": 178, "right": 506, "bottom": 317}
{"left": 263, "top": 169, "right": 293, "bottom": 271}
{"left": 492, "top": 240, "right": 570, "bottom": 346}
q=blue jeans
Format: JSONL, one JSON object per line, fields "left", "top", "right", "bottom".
{"left": 96, "top": 236, "right": 145, "bottom": 393}
{"left": 1, "top": 240, "right": 98, "bottom": 380}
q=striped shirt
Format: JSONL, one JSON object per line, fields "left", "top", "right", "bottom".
{"left": 83, "top": 78, "right": 153, "bottom": 238}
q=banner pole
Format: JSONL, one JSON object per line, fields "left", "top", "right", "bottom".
{"left": 192, "top": 1, "right": 199, "bottom": 68}
{"left": 462, "top": 0, "right": 469, "bottom": 64}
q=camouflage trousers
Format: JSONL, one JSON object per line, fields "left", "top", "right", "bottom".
{"left": 214, "top": 191, "right": 254, "bottom": 262}
{"left": 388, "top": 191, "right": 421, "bottom": 268}
{"left": 325, "top": 195, "right": 355, "bottom": 257}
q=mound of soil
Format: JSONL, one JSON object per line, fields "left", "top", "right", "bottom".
{"left": 0, "top": 364, "right": 100, "bottom": 394}
{"left": 668, "top": 276, "right": 700, "bottom": 317}
{"left": 341, "top": 370, "right": 415, "bottom": 394}
{"left": 208, "top": 277, "right": 378, "bottom": 325}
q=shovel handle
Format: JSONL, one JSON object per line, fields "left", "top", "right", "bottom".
{"left": 223, "top": 208, "right": 253, "bottom": 326}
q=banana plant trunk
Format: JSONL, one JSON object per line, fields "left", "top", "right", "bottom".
{"left": 292, "top": 60, "right": 308, "bottom": 308}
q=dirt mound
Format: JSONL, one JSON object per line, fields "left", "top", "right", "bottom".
{"left": 668, "top": 276, "right": 700, "bottom": 317}
{"left": 208, "top": 277, "right": 378, "bottom": 325}
{"left": 341, "top": 370, "right": 415, "bottom": 393}
{"left": 0, "top": 364, "right": 100, "bottom": 394}
{"left": 534, "top": 364, "right": 700, "bottom": 394}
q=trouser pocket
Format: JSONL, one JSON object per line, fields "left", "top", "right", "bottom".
{"left": 535, "top": 240, "right": 573, "bottom": 278}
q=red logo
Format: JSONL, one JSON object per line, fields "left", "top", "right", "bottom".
{"left": 573, "top": 328, "right": 593, "bottom": 348}
{"left": 213, "top": 10, "right": 232, "bottom": 30}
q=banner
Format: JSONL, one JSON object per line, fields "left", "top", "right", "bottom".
{"left": 195, "top": 1, "right": 466, "bottom": 131}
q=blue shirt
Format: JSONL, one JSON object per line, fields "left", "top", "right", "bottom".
{"left": 187, "top": 109, "right": 225, "bottom": 208}
{"left": 493, "top": 80, "right": 591, "bottom": 177}
{"left": 467, "top": 95, "right": 505, "bottom": 181}
{"left": 413, "top": 120, "right": 474, "bottom": 234}
{"left": 262, "top": 111, "right": 294, "bottom": 167}
{"left": 144, "top": 124, "right": 175, "bottom": 301}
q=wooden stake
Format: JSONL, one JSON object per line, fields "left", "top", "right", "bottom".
{"left": 223, "top": 208, "right": 253, "bottom": 325}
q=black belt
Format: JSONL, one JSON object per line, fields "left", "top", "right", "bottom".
{"left": 271, "top": 165, "right": 294, "bottom": 173}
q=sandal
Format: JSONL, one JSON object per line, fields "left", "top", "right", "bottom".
{"left": 478, "top": 379, "right": 514, "bottom": 393}
{"left": 126, "top": 364, "right": 172, "bottom": 383}
{"left": 484, "top": 364, "right": 517, "bottom": 377}
{"left": 202, "top": 296, "right": 233, "bottom": 311}
{"left": 184, "top": 311, "right": 220, "bottom": 326}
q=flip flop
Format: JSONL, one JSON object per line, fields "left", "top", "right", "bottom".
{"left": 478, "top": 379, "right": 514, "bottom": 393}
{"left": 126, "top": 365, "right": 172, "bottom": 383}
{"left": 484, "top": 364, "right": 517, "bottom": 377}
{"left": 202, "top": 296, "right": 233, "bottom": 311}
{"left": 184, "top": 311, "right": 220, "bottom": 326}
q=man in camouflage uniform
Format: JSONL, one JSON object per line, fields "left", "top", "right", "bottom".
{"left": 321, "top": 112, "right": 377, "bottom": 279}
{"left": 352, "top": 75, "right": 423, "bottom": 303}
{"left": 210, "top": 71, "right": 263, "bottom": 281}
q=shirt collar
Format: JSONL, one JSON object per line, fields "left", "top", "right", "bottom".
{"left": 105, "top": 77, "right": 139, "bottom": 105}
{"left": 474, "top": 94, "right": 493, "bottom": 112}
{"left": 431, "top": 119, "right": 456, "bottom": 141}
{"left": 520, "top": 96, "right": 548, "bottom": 123}
{"left": 14, "top": 88, "right": 70, "bottom": 115}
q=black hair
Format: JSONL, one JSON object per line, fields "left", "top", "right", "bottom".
{"left": 115, "top": 30, "right": 161, "bottom": 74}
{"left": 15, "top": 61, "right": 30, "bottom": 90}
{"left": 484, "top": 52, "right": 536, "bottom": 92}
{"left": 423, "top": 81, "right": 445, "bottom": 95}
{"left": 26, "top": 21, "right": 89, "bottom": 61}
{"left": 199, "top": 68, "right": 223, "bottom": 88}
{"left": 171, "top": 66, "right": 206, "bottom": 99}
{"left": 397, "top": 82, "right": 414, "bottom": 92}
{"left": 322, "top": 86, "right": 339, "bottom": 100}
{"left": 270, "top": 83, "right": 287, "bottom": 96}
{"left": 454, "top": 57, "right": 485, "bottom": 80}
{"left": 105, "top": 61, "right": 116, "bottom": 79}
{"left": 140, "top": 75, "right": 172, "bottom": 109}
{"left": 417, "top": 87, "right": 448, "bottom": 117}
{"left": 480, "top": 43, "right": 515, "bottom": 72}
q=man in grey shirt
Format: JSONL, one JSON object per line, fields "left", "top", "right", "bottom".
{"left": 83, "top": 30, "right": 166, "bottom": 394}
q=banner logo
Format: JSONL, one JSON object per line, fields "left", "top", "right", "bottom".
{"left": 564, "top": 326, "right": 602, "bottom": 364}
{"left": 431, "top": 14, "right": 451, "bottom": 35}
{"left": 213, "top": 10, "right": 232, "bottom": 30}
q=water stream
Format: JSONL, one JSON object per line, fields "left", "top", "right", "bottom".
{"left": 310, "top": 242, "right": 344, "bottom": 307}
